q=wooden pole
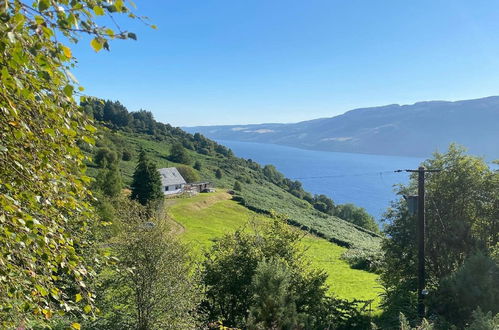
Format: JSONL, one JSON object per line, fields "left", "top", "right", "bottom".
{"left": 417, "top": 166, "right": 425, "bottom": 319}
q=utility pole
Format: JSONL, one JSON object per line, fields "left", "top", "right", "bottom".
{"left": 395, "top": 166, "right": 441, "bottom": 320}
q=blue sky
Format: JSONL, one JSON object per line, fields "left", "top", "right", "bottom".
{"left": 72, "top": 0, "right": 499, "bottom": 126}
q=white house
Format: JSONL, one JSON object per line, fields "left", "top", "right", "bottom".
{"left": 158, "top": 167, "right": 186, "bottom": 195}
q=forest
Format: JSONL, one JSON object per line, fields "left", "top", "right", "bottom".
{"left": 1, "top": 1, "right": 498, "bottom": 329}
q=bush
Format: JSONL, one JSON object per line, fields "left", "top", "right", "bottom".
{"left": 233, "top": 181, "right": 242, "bottom": 191}
{"left": 465, "top": 307, "right": 499, "bottom": 330}
{"left": 169, "top": 143, "right": 192, "bottom": 164}
{"left": 95, "top": 147, "right": 118, "bottom": 168}
{"left": 430, "top": 254, "right": 499, "bottom": 327}
{"left": 177, "top": 166, "right": 200, "bottom": 183}
{"left": 122, "top": 149, "right": 133, "bottom": 161}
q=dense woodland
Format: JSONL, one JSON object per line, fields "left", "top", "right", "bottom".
{"left": 1, "top": 1, "right": 498, "bottom": 329}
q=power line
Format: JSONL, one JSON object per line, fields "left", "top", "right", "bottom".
{"left": 290, "top": 170, "right": 400, "bottom": 180}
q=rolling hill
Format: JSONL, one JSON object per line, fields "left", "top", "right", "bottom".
{"left": 84, "top": 99, "right": 382, "bottom": 273}
{"left": 185, "top": 96, "right": 499, "bottom": 159}
{"left": 165, "top": 191, "right": 382, "bottom": 307}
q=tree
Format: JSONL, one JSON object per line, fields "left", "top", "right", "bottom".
{"left": 94, "top": 164, "right": 123, "bottom": 198}
{"left": 89, "top": 198, "right": 201, "bottom": 329}
{"left": 169, "top": 143, "right": 191, "bottom": 164}
{"left": 430, "top": 254, "right": 499, "bottom": 327}
{"left": 131, "top": 150, "right": 163, "bottom": 205}
{"left": 335, "top": 203, "right": 379, "bottom": 233}
{"left": 193, "top": 160, "right": 202, "bottom": 171}
{"left": 215, "top": 168, "right": 223, "bottom": 179}
{"left": 379, "top": 145, "right": 499, "bottom": 327}
{"left": 262, "top": 165, "right": 284, "bottom": 184}
{"left": 122, "top": 149, "right": 133, "bottom": 161}
{"left": 177, "top": 165, "right": 200, "bottom": 183}
{"left": 201, "top": 218, "right": 332, "bottom": 329}
{"left": 312, "top": 194, "right": 335, "bottom": 215}
{"left": 246, "top": 259, "right": 302, "bottom": 330}
{"left": 94, "top": 147, "right": 119, "bottom": 168}
{"left": 0, "top": 0, "right": 139, "bottom": 325}
{"left": 233, "top": 180, "right": 242, "bottom": 191}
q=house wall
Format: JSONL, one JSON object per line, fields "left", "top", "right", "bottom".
{"left": 163, "top": 184, "right": 184, "bottom": 195}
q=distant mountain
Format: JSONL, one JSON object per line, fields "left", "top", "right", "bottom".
{"left": 185, "top": 96, "right": 499, "bottom": 158}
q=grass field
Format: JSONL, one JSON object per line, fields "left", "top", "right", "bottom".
{"left": 167, "top": 191, "right": 382, "bottom": 308}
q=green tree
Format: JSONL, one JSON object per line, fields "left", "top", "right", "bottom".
{"left": 430, "top": 254, "right": 499, "bottom": 327}
{"left": 233, "top": 180, "right": 242, "bottom": 191}
{"left": 201, "top": 218, "right": 331, "bottom": 329}
{"left": 193, "top": 160, "right": 202, "bottom": 171}
{"left": 169, "top": 143, "right": 191, "bottom": 164}
{"left": 465, "top": 308, "right": 499, "bottom": 330}
{"left": 215, "top": 168, "right": 223, "bottom": 179}
{"left": 380, "top": 145, "right": 499, "bottom": 326}
{"left": 335, "top": 203, "right": 379, "bottom": 233}
{"left": 89, "top": 198, "right": 201, "bottom": 329}
{"left": 94, "top": 147, "right": 118, "bottom": 168}
{"left": 131, "top": 150, "right": 163, "bottom": 205}
{"left": 262, "top": 164, "right": 284, "bottom": 184}
{"left": 94, "top": 164, "right": 123, "bottom": 198}
{"left": 122, "top": 149, "right": 133, "bottom": 161}
{"left": 177, "top": 165, "right": 200, "bottom": 183}
{"left": 247, "top": 259, "right": 302, "bottom": 330}
{"left": 0, "top": 0, "right": 139, "bottom": 325}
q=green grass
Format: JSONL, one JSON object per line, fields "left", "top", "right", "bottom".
{"left": 167, "top": 191, "right": 382, "bottom": 309}
{"left": 116, "top": 132, "right": 382, "bottom": 253}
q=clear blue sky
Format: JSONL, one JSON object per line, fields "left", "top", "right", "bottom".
{"left": 72, "top": 0, "right": 499, "bottom": 126}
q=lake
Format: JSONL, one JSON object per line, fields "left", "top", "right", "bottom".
{"left": 218, "top": 140, "right": 424, "bottom": 221}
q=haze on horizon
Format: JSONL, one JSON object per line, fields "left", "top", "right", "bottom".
{"left": 72, "top": 0, "right": 499, "bottom": 127}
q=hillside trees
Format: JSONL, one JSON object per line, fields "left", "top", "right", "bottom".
{"left": 379, "top": 145, "right": 499, "bottom": 327}
{"left": 0, "top": 0, "right": 138, "bottom": 325}
{"left": 177, "top": 165, "right": 200, "bottom": 183}
{"left": 131, "top": 150, "right": 163, "bottom": 205}
{"left": 200, "top": 217, "right": 366, "bottom": 329}
{"left": 335, "top": 204, "right": 379, "bottom": 233}
{"left": 169, "top": 143, "right": 192, "bottom": 164}
{"left": 89, "top": 199, "right": 201, "bottom": 329}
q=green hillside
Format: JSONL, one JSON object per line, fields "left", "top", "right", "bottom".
{"left": 83, "top": 99, "right": 382, "bottom": 270}
{"left": 166, "top": 191, "right": 382, "bottom": 308}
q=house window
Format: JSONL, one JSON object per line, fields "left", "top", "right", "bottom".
{"left": 165, "top": 186, "right": 169, "bottom": 191}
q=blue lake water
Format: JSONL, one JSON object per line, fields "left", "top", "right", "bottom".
{"left": 218, "top": 140, "right": 425, "bottom": 221}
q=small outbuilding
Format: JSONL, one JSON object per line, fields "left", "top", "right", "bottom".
{"left": 158, "top": 167, "right": 186, "bottom": 195}
{"left": 185, "top": 181, "right": 214, "bottom": 193}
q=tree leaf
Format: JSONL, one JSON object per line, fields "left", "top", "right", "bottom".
{"left": 38, "top": 0, "right": 50, "bottom": 11}
{"left": 90, "top": 38, "right": 103, "bottom": 52}
{"left": 127, "top": 32, "right": 137, "bottom": 40}
{"left": 62, "top": 46, "right": 72, "bottom": 58}
{"left": 63, "top": 85, "right": 73, "bottom": 97}
{"left": 93, "top": 6, "right": 104, "bottom": 16}
{"left": 71, "top": 323, "right": 81, "bottom": 330}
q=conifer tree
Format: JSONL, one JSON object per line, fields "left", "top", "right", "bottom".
{"left": 95, "top": 164, "right": 123, "bottom": 198}
{"left": 247, "top": 259, "right": 301, "bottom": 330}
{"left": 131, "top": 150, "right": 163, "bottom": 205}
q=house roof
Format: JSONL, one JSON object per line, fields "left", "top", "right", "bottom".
{"left": 158, "top": 167, "right": 186, "bottom": 186}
